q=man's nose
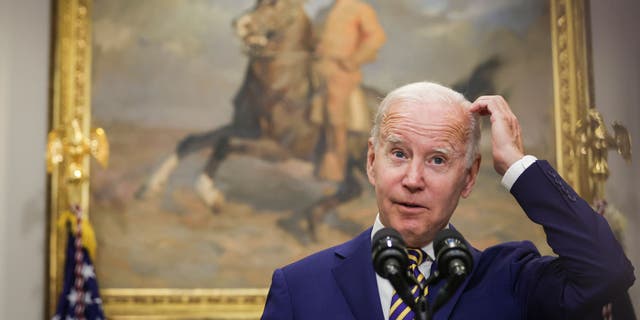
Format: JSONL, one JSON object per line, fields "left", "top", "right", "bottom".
{"left": 402, "top": 159, "right": 425, "bottom": 192}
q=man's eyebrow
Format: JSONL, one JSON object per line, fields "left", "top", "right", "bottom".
{"left": 384, "top": 133, "right": 402, "bottom": 145}
{"left": 433, "top": 147, "right": 452, "bottom": 156}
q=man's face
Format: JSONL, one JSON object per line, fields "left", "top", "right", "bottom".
{"left": 366, "top": 101, "right": 480, "bottom": 247}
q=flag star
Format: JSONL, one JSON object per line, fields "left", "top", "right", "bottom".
{"left": 81, "top": 263, "right": 95, "bottom": 279}
{"left": 84, "top": 291, "right": 94, "bottom": 305}
{"left": 67, "top": 289, "right": 79, "bottom": 305}
{"left": 52, "top": 315, "right": 61, "bottom": 320}
{"left": 94, "top": 297, "right": 103, "bottom": 305}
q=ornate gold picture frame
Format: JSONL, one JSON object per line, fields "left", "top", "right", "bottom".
{"left": 47, "top": 0, "right": 598, "bottom": 319}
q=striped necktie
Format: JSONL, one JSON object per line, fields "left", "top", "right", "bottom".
{"left": 389, "top": 248, "right": 430, "bottom": 320}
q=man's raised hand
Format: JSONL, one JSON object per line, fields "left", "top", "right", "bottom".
{"left": 470, "top": 95, "right": 524, "bottom": 176}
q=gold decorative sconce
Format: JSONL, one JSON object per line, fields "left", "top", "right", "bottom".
{"left": 576, "top": 109, "right": 632, "bottom": 201}
{"left": 47, "top": 118, "right": 109, "bottom": 186}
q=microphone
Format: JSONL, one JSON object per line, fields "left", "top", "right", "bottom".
{"left": 432, "top": 229, "right": 473, "bottom": 311}
{"left": 434, "top": 229, "right": 473, "bottom": 278}
{"left": 371, "top": 227, "right": 416, "bottom": 309}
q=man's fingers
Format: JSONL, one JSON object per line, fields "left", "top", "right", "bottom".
{"left": 470, "top": 95, "right": 507, "bottom": 116}
{"left": 468, "top": 95, "right": 524, "bottom": 175}
{"left": 471, "top": 96, "right": 521, "bottom": 128}
{"left": 469, "top": 102, "right": 491, "bottom": 116}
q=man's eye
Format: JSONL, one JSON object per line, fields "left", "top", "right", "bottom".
{"left": 432, "top": 156, "right": 445, "bottom": 165}
{"left": 392, "top": 151, "right": 406, "bottom": 158}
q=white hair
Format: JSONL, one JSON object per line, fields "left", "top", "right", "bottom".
{"left": 370, "top": 81, "right": 481, "bottom": 168}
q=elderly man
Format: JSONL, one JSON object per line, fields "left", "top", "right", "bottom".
{"left": 261, "top": 82, "right": 635, "bottom": 319}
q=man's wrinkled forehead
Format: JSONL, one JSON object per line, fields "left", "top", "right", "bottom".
{"left": 379, "top": 101, "right": 471, "bottom": 142}
{"left": 384, "top": 130, "right": 456, "bottom": 157}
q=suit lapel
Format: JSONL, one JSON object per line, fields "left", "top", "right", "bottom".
{"left": 332, "top": 228, "right": 385, "bottom": 320}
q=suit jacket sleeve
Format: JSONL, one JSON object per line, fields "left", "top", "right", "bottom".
{"left": 262, "top": 268, "right": 294, "bottom": 320}
{"left": 510, "top": 160, "right": 635, "bottom": 318}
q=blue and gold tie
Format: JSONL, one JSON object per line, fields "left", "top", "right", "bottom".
{"left": 389, "top": 248, "right": 430, "bottom": 320}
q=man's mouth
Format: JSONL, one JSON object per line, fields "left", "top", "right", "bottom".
{"left": 396, "top": 201, "right": 425, "bottom": 209}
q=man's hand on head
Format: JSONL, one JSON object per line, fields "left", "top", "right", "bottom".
{"left": 469, "top": 95, "right": 524, "bottom": 176}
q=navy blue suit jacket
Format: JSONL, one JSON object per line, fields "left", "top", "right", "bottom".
{"left": 262, "top": 161, "right": 635, "bottom": 319}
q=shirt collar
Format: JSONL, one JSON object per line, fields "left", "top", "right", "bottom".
{"left": 371, "top": 213, "right": 437, "bottom": 263}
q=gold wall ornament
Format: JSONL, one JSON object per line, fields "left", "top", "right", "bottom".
{"left": 47, "top": 118, "right": 109, "bottom": 184}
{"left": 576, "top": 109, "right": 632, "bottom": 200}
{"left": 47, "top": 0, "right": 597, "bottom": 319}
{"left": 46, "top": 116, "right": 108, "bottom": 207}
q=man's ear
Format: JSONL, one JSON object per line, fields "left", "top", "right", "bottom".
{"left": 461, "top": 155, "right": 481, "bottom": 198}
{"left": 366, "top": 138, "right": 376, "bottom": 185}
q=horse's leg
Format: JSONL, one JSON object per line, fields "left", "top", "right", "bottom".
{"left": 231, "top": 137, "right": 292, "bottom": 162}
{"left": 195, "top": 135, "right": 232, "bottom": 213}
{"left": 136, "top": 125, "right": 233, "bottom": 199}
{"left": 308, "top": 134, "right": 370, "bottom": 237}
{"left": 278, "top": 154, "right": 364, "bottom": 244}
{"left": 310, "top": 167, "right": 363, "bottom": 235}
{"left": 195, "top": 132, "right": 297, "bottom": 212}
{"left": 139, "top": 153, "right": 179, "bottom": 197}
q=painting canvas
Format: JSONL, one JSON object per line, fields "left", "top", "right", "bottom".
{"left": 89, "top": 0, "right": 555, "bottom": 290}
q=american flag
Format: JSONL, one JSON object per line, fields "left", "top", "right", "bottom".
{"left": 52, "top": 206, "right": 105, "bottom": 320}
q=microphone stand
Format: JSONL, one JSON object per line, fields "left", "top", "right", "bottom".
{"left": 386, "top": 267, "right": 465, "bottom": 320}
{"left": 416, "top": 271, "right": 469, "bottom": 320}
{"left": 385, "top": 263, "right": 419, "bottom": 316}
{"left": 384, "top": 262, "right": 432, "bottom": 320}
{"left": 408, "top": 270, "right": 441, "bottom": 320}
{"left": 414, "top": 295, "right": 429, "bottom": 320}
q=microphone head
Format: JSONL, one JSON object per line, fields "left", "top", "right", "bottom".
{"left": 434, "top": 229, "right": 473, "bottom": 277}
{"left": 371, "top": 227, "right": 408, "bottom": 279}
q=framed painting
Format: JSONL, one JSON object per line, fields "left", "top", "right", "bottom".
{"left": 47, "top": 0, "right": 597, "bottom": 318}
